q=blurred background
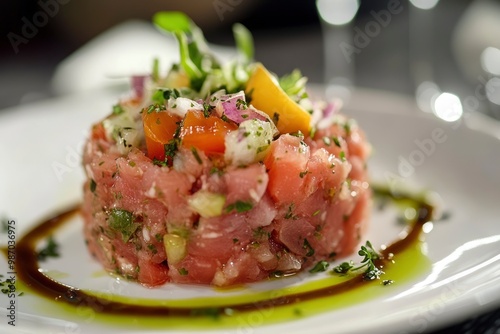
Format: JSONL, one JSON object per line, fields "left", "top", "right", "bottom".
{"left": 1, "top": 0, "right": 500, "bottom": 122}
{"left": 1, "top": 0, "right": 500, "bottom": 331}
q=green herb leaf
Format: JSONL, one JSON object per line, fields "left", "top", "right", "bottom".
{"left": 339, "top": 151, "right": 346, "bottom": 161}
{"left": 332, "top": 137, "right": 341, "bottom": 147}
{"left": 332, "top": 261, "right": 353, "bottom": 274}
{"left": 232, "top": 23, "right": 254, "bottom": 61}
{"left": 178, "top": 268, "right": 189, "bottom": 276}
{"left": 152, "top": 58, "right": 160, "bottom": 81}
{"left": 279, "top": 69, "right": 307, "bottom": 97}
{"left": 303, "top": 238, "right": 315, "bottom": 257}
{"left": 225, "top": 201, "right": 253, "bottom": 213}
{"left": 152, "top": 90, "right": 165, "bottom": 104}
{"left": 191, "top": 147, "right": 203, "bottom": 165}
{"left": 153, "top": 11, "right": 192, "bottom": 33}
{"left": 309, "top": 260, "right": 329, "bottom": 273}
{"left": 164, "top": 138, "right": 180, "bottom": 161}
{"left": 112, "top": 104, "right": 124, "bottom": 115}
{"left": 332, "top": 241, "right": 384, "bottom": 280}
{"left": 108, "top": 209, "right": 140, "bottom": 242}
{"left": 89, "top": 179, "right": 97, "bottom": 193}
{"left": 37, "top": 236, "right": 60, "bottom": 261}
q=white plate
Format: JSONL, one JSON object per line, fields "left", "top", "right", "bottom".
{"left": 1, "top": 88, "right": 500, "bottom": 334}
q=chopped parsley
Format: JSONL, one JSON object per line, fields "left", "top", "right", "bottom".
{"left": 299, "top": 170, "right": 309, "bottom": 178}
{"left": 209, "top": 166, "right": 224, "bottom": 176}
{"left": 89, "top": 179, "right": 97, "bottom": 193}
{"left": 225, "top": 201, "right": 253, "bottom": 213}
{"left": 146, "top": 103, "right": 166, "bottom": 114}
{"left": 303, "top": 238, "right": 315, "bottom": 257}
{"left": 332, "top": 137, "right": 341, "bottom": 147}
{"left": 163, "top": 88, "right": 180, "bottom": 100}
{"left": 309, "top": 260, "right": 329, "bottom": 273}
{"left": 272, "top": 112, "right": 280, "bottom": 125}
{"left": 253, "top": 227, "right": 269, "bottom": 239}
{"left": 163, "top": 120, "right": 182, "bottom": 163}
{"left": 343, "top": 121, "right": 351, "bottom": 135}
{"left": 107, "top": 209, "right": 140, "bottom": 242}
{"left": 284, "top": 204, "right": 298, "bottom": 220}
{"left": 153, "top": 158, "right": 168, "bottom": 167}
{"left": 236, "top": 98, "right": 248, "bottom": 110}
{"left": 178, "top": 268, "right": 189, "bottom": 276}
{"left": 339, "top": 151, "right": 346, "bottom": 161}
{"left": 164, "top": 139, "right": 180, "bottom": 161}
{"left": 203, "top": 103, "right": 214, "bottom": 117}
{"left": 147, "top": 244, "right": 158, "bottom": 254}
{"left": 191, "top": 147, "right": 203, "bottom": 165}
{"left": 37, "top": 236, "right": 60, "bottom": 261}
{"left": 112, "top": 104, "right": 124, "bottom": 115}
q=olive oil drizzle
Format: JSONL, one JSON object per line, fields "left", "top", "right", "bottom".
{"left": 13, "top": 188, "right": 433, "bottom": 318}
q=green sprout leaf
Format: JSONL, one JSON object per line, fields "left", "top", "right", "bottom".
{"left": 309, "top": 260, "right": 329, "bottom": 273}
{"left": 232, "top": 23, "right": 254, "bottom": 61}
{"left": 332, "top": 241, "right": 384, "bottom": 280}
{"left": 153, "top": 11, "right": 191, "bottom": 33}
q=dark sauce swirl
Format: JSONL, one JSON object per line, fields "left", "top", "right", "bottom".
{"left": 14, "top": 187, "right": 433, "bottom": 317}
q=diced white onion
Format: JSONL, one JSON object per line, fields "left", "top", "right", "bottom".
{"left": 224, "top": 119, "right": 274, "bottom": 166}
{"left": 163, "top": 234, "right": 187, "bottom": 264}
{"left": 188, "top": 190, "right": 226, "bottom": 218}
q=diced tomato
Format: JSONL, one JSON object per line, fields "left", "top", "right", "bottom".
{"left": 91, "top": 123, "right": 107, "bottom": 141}
{"left": 142, "top": 111, "right": 181, "bottom": 160}
{"left": 264, "top": 135, "right": 309, "bottom": 205}
{"left": 180, "top": 110, "right": 237, "bottom": 154}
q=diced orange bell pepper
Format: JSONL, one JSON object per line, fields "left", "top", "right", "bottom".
{"left": 142, "top": 111, "right": 181, "bottom": 160}
{"left": 180, "top": 110, "right": 237, "bottom": 154}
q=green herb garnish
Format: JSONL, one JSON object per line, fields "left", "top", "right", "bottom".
{"left": 191, "top": 147, "right": 203, "bottom": 165}
{"left": 112, "top": 104, "right": 124, "bottom": 115}
{"left": 309, "top": 260, "right": 329, "bottom": 273}
{"left": 332, "top": 241, "right": 384, "bottom": 281}
{"left": 153, "top": 11, "right": 253, "bottom": 94}
{"left": 303, "top": 238, "right": 315, "bottom": 257}
{"left": 90, "top": 179, "right": 97, "bottom": 193}
{"left": 339, "top": 151, "right": 346, "bottom": 161}
{"left": 225, "top": 201, "right": 253, "bottom": 213}
{"left": 107, "top": 209, "right": 140, "bottom": 242}
{"left": 37, "top": 236, "right": 60, "bottom": 261}
{"left": 332, "top": 137, "right": 341, "bottom": 147}
{"left": 279, "top": 69, "right": 307, "bottom": 97}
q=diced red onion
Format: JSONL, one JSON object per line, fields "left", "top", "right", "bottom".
{"left": 131, "top": 75, "right": 147, "bottom": 99}
{"left": 323, "top": 101, "right": 339, "bottom": 117}
{"left": 215, "top": 91, "right": 268, "bottom": 124}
